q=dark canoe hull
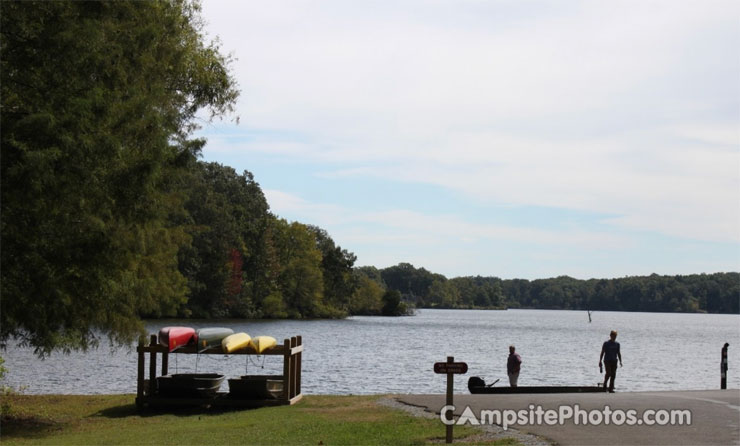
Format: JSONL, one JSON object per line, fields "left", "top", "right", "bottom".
{"left": 228, "top": 375, "right": 284, "bottom": 400}
{"left": 470, "top": 386, "right": 605, "bottom": 394}
{"left": 157, "top": 373, "right": 225, "bottom": 398}
{"left": 196, "top": 327, "right": 234, "bottom": 352}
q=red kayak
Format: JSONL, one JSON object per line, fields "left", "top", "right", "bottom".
{"left": 158, "top": 326, "right": 196, "bottom": 352}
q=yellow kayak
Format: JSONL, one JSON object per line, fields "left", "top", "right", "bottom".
{"left": 221, "top": 332, "right": 251, "bottom": 353}
{"left": 249, "top": 336, "right": 277, "bottom": 354}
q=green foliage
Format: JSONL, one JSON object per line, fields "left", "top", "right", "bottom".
{"left": 381, "top": 263, "right": 445, "bottom": 304}
{"left": 453, "top": 276, "right": 504, "bottom": 308}
{"left": 355, "top": 265, "right": 385, "bottom": 285}
{"left": 426, "top": 279, "right": 460, "bottom": 308}
{"left": 1, "top": 0, "right": 238, "bottom": 353}
{"left": 376, "top": 263, "right": 739, "bottom": 314}
{"left": 381, "top": 290, "right": 412, "bottom": 316}
{"left": 0, "top": 356, "right": 17, "bottom": 418}
{"left": 261, "top": 293, "right": 288, "bottom": 319}
{"left": 176, "top": 162, "right": 268, "bottom": 318}
{"left": 131, "top": 162, "right": 359, "bottom": 321}
{"left": 349, "top": 272, "right": 385, "bottom": 315}
{"left": 271, "top": 220, "right": 325, "bottom": 318}
{"left": 308, "top": 225, "right": 357, "bottom": 315}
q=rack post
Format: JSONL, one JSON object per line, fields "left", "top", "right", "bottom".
{"left": 296, "top": 336, "right": 302, "bottom": 396}
{"left": 149, "top": 334, "right": 158, "bottom": 394}
{"left": 136, "top": 338, "right": 145, "bottom": 408}
{"left": 292, "top": 337, "right": 299, "bottom": 398}
{"left": 283, "top": 337, "right": 291, "bottom": 401}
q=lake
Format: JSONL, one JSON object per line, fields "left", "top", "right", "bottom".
{"left": 2, "top": 309, "right": 739, "bottom": 395}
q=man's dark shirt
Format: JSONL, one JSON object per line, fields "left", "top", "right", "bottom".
{"left": 602, "top": 340, "right": 620, "bottom": 362}
{"left": 507, "top": 352, "right": 522, "bottom": 373}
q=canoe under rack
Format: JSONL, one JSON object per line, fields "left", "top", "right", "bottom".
{"left": 135, "top": 334, "right": 303, "bottom": 410}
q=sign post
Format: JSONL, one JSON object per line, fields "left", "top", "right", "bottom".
{"left": 434, "top": 356, "right": 468, "bottom": 444}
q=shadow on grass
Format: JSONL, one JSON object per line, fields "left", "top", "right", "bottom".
{"left": 93, "top": 403, "right": 140, "bottom": 418}
{"left": 94, "top": 403, "right": 259, "bottom": 419}
{"left": 1, "top": 414, "right": 61, "bottom": 440}
{"left": 2, "top": 404, "right": 260, "bottom": 441}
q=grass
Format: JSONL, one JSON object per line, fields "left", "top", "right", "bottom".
{"left": 0, "top": 394, "right": 521, "bottom": 445}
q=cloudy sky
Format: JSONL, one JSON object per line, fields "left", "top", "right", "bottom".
{"left": 196, "top": 0, "right": 739, "bottom": 280}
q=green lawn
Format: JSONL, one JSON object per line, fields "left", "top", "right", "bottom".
{"left": 1, "top": 394, "right": 520, "bottom": 445}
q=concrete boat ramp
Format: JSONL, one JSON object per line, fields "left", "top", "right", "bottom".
{"left": 396, "top": 389, "right": 740, "bottom": 445}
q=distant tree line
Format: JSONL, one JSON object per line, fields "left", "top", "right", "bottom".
{"left": 353, "top": 263, "right": 739, "bottom": 314}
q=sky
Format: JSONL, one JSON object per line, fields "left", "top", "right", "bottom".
{"left": 195, "top": 0, "right": 739, "bottom": 280}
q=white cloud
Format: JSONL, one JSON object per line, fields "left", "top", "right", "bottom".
{"left": 201, "top": 0, "right": 740, "bottom": 249}
{"left": 318, "top": 126, "right": 740, "bottom": 242}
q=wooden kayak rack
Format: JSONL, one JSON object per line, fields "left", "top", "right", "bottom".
{"left": 136, "top": 334, "right": 303, "bottom": 410}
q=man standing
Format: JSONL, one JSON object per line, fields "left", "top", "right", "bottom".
{"left": 507, "top": 345, "right": 522, "bottom": 387}
{"left": 599, "top": 330, "right": 623, "bottom": 393}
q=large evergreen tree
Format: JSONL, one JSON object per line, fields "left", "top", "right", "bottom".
{"left": 1, "top": 0, "right": 238, "bottom": 353}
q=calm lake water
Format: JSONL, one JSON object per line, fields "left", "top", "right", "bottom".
{"left": 2, "top": 309, "right": 739, "bottom": 395}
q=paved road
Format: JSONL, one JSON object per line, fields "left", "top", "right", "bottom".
{"left": 397, "top": 389, "right": 740, "bottom": 445}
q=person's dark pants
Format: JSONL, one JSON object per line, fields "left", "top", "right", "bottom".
{"left": 603, "top": 360, "right": 618, "bottom": 392}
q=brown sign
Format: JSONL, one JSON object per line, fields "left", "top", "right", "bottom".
{"left": 434, "top": 362, "right": 468, "bottom": 374}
